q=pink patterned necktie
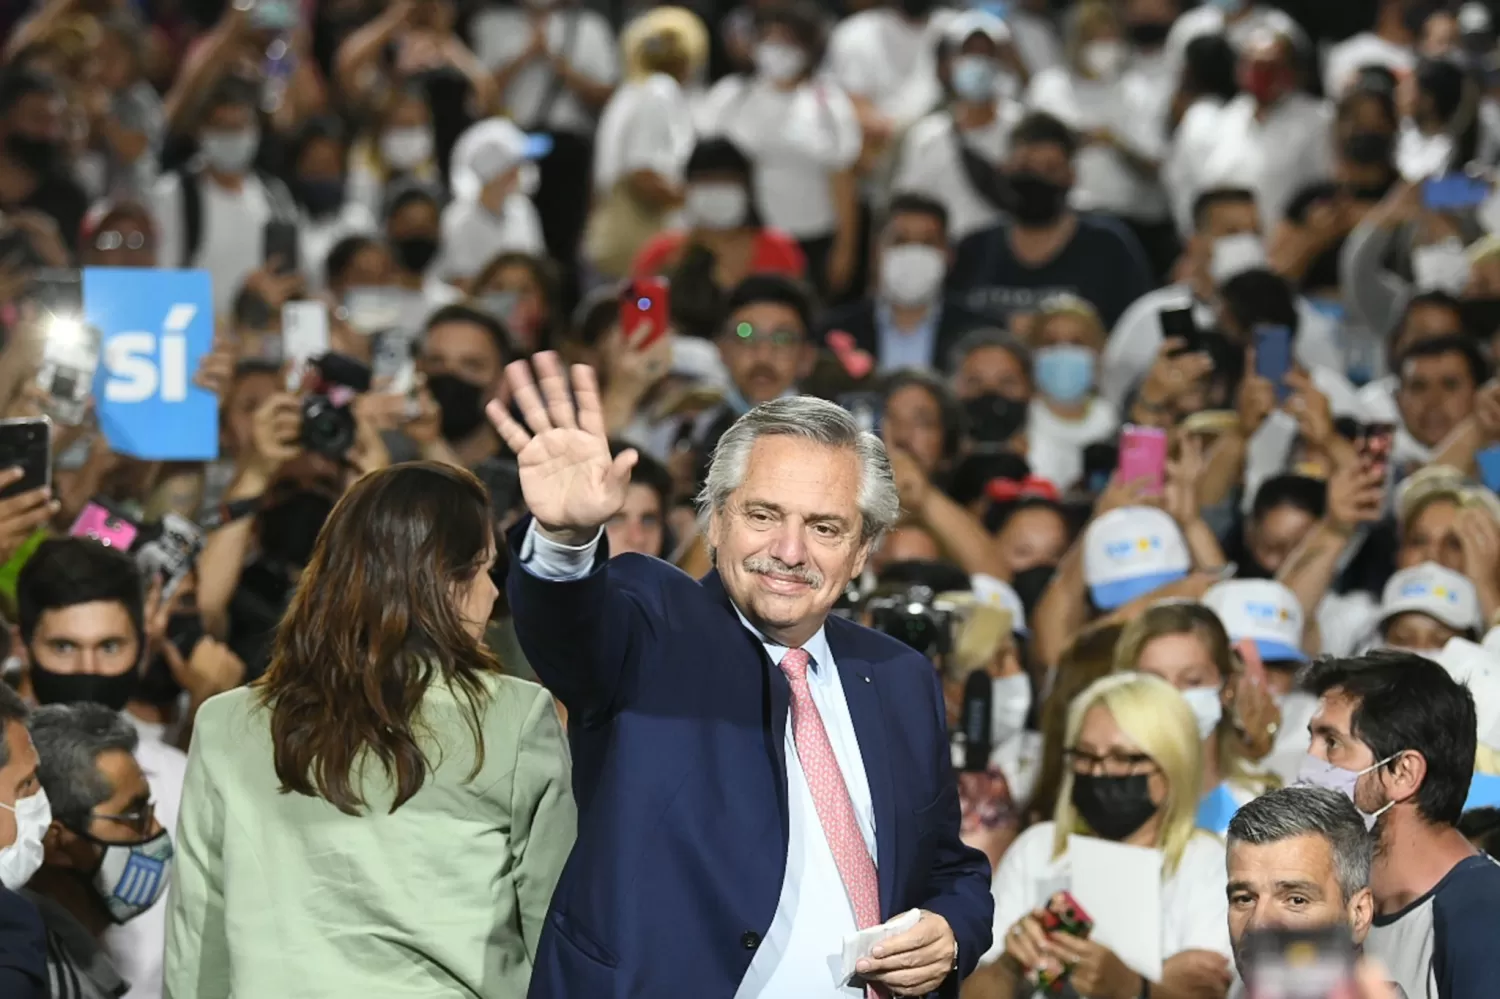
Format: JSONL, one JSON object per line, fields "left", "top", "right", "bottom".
{"left": 778, "top": 648, "right": 881, "bottom": 935}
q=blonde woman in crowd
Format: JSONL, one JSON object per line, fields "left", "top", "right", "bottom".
{"left": 967, "top": 672, "right": 1233, "bottom": 999}
{"left": 1114, "top": 601, "right": 1281, "bottom": 835}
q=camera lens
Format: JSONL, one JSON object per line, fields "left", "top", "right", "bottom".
{"left": 637, "top": 297, "right": 651, "bottom": 309}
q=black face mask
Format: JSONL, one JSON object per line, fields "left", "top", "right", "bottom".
{"left": 1007, "top": 172, "right": 1069, "bottom": 227}
{"left": 29, "top": 661, "right": 138, "bottom": 712}
{"left": 6, "top": 134, "right": 59, "bottom": 174}
{"left": 135, "top": 612, "right": 205, "bottom": 706}
{"left": 1071, "top": 772, "right": 1159, "bottom": 840}
{"left": 258, "top": 491, "right": 335, "bottom": 568}
{"left": 296, "top": 178, "right": 347, "bottom": 218}
{"left": 1126, "top": 21, "right": 1171, "bottom": 47}
{"left": 427, "top": 373, "right": 489, "bottom": 441}
{"left": 964, "top": 393, "right": 1029, "bottom": 447}
{"left": 1461, "top": 297, "right": 1500, "bottom": 339}
{"left": 1343, "top": 132, "right": 1395, "bottom": 166}
{"left": 391, "top": 235, "right": 439, "bottom": 273}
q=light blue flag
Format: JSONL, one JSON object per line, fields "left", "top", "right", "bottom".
{"left": 85, "top": 267, "right": 219, "bottom": 461}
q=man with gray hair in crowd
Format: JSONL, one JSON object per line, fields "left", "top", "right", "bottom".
{"left": 23, "top": 703, "right": 173, "bottom": 999}
{"left": 1225, "top": 785, "right": 1404, "bottom": 999}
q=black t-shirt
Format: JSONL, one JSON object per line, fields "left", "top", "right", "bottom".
{"left": 947, "top": 214, "right": 1155, "bottom": 328}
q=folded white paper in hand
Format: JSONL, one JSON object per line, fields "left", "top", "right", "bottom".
{"left": 840, "top": 909, "right": 922, "bottom": 987}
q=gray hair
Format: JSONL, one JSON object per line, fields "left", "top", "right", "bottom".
{"left": 946, "top": 328, "right": 1033, "bottom": 385}
{"left": 696, "top": 396, "right": 900, "bottom": 551}
{"left": 0, "top": 685, "right": 28, "bottom": 769}
{"left": 1226, "top": 785, "right": 1371, "bottom": 904}
{"left": 29, "top": 703, "right": 139, "bottom": 831}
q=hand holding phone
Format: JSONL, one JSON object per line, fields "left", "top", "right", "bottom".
{"left": 1243, "top": 925, "right": 1358, "bottom": 999}
{"left": 1254, "top": 324, "right": 1295, "bottom": 402}
{"left": 1159, "top": 307, "right": 1201, "bottom": 356}
{"left": 620, "top": 277, "right": 670, "bottom": 349}
{"left": 1422, "top": 171, "right": 1491, "bottom": 212}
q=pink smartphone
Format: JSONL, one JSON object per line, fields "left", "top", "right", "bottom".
{"left": 69, "top": 502, "right": 139, "bottom": 551}
{"left": 1117, "top": 425, "right": 1168, "bottom": 496}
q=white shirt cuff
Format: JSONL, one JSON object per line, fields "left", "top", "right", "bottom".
{"left": 519, "top": 521, "right": 603, "bottom": 582}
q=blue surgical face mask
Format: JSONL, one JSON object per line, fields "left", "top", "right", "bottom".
{"left": 1033, "top": 345, "right": 1095, "bottom": 404}
{"left": 951, "top": 56, "right": 999, "bottom": 103}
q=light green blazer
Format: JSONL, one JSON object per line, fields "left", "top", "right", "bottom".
{"left": 164, "top": 674, "right": 575, "bottom": 998}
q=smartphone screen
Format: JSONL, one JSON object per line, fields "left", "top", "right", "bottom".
{"left": 1159, "top": 307, "right": 1200, "bottom": 356}
{"left": 1477, "top": 445, "right": 1500, "bottom": 493}
{"left": 135, "top": 512, "right": 204, "bottom": 601}
{"left": 0, "top": 418, "right": 52, "bottom": 501}
{"left": 1243, "top": 925, "right": 1357, "bottom": 999}
{"left": 1254, "top": 324, "right": 1294, "bottom": 402}
{"left": 1117, "top": 425, "right": 1168, "bottom": 495}
{"left": 1422, "top": 172, "right": 1491, "bottom": 211}
{"left": 1360, "top": 421, "right": 1395, "bottom": 479}
{"left": 35, "top": 316, "right": 100, "bottom": 426}
{"left": 620, "top": 277, "right": 670, "bottom": 348}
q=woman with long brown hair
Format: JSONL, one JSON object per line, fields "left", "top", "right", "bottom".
{"left": 165, "top": 462, "right": 575, "bottom": 998}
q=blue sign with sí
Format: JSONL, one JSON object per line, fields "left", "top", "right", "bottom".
{"left": 85, "top": 268, "right": 219, "bottom": 461}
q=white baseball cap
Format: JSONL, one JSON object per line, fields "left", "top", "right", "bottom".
{"left": 972, "top": 574, "right": 1028, "bottom": 635}
{"left": 943, "top": 9, "right": 1011, "bottom": 47}
{"left": 449, "top": 118, "right": 553, "bottom": 202}
{"left": 1202, "top": 579, "right": 1306, "bottom": 663}
{"left": 1082, "top": 507, "right": 1191, "bottom": 610}
{"left": 1378, "top": 562, "right": 1482, "bottom": 633}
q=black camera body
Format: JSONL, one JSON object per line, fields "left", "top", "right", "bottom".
{"left": 300, "top": 353, "right": 371, "bottom": 460}
{"left": 864, "top": 585, "right": 954, "bottom": 661}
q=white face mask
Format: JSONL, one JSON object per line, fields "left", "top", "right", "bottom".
{"left": 0, "top": 788, "right": 51, "bottom": 890}
{"left": 991, "top": 673, "right": 1031, "bottom": 744}
{"left": 1181, "top": 685, "right": 1224, "bottom": 741}
{"left": 880, "top": 243, "right": 947, "bottom": 305}
{"left": 1209, "top": 232, "right": 1268, "bottom": 286}
{"left": 1081, "top": 40, "right": 1127, "bottom": 79}
{"left": 1410, "top": 239, "right": 1470, "bottom": 293}
{"left": 685, "top": 183, "right": 749, "bottom": 230}
{"left": 199, "top": 128, "right": 259, "bottom": 175}
{"left": 380, "top": 127, "right": 434, "bottom": 171}
{"left": 755, "top": 42, "right": 806, "bottom": 83}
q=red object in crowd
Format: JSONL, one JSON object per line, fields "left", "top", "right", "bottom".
{"left": 985, "top": 476, "right": 1060, "bottom": 504}
{"left": 630, "top": 227, "right": 808, "bottom": 280}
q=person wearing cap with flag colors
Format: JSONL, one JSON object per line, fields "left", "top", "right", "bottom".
{"left": 1368, "top": 562, "right": 1483, "bottom": 657}
{"left": 1202, "top": 578, "right": 1315, "bottom": 784}
{"left": 1430, "top": 637, "right": 1500, "bottom": 811}
{"left": 433, "top": 117, "right": 551, "bottom": 288}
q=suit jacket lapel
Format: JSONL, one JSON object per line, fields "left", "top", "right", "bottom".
{"left": 829, "top": 629, "right": 898, "bottom": 920}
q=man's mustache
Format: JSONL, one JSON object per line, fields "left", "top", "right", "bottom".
{"left": 743, "top": 556, "right": 823, "bottom": 587}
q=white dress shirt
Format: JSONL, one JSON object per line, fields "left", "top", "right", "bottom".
{"left": 433, "top": 194, "right": 546, "bottom": 282}
{"left": 592, "top": 73, "right": 696, "bottom": 195}
{"left": 826, "top": 8, "right": 954, "bottom": 131}
{"left": 1183, "top": 93, "right": 1335, "bottom": 234}
{"left": 519, "top": 523, "right": 877, "bottom": 997}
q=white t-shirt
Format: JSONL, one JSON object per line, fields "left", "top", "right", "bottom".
{"left": 981, "top": 822, "right": 1234, "bottom": 972}
{"left": 825, "top": 8, "right": 954, "bottom": 130}
{"left": 1165, "top": 4, "right": 1304, "bottom": 69}
{"left": 891, "top": 102, "right": 1023, "bottom": 242}
{"left": 696, "top": 76, "right": 863, "bottom": 239}
{"left": 151, "top": 171, "right": 273, "bottom": 316}
{"left": 1023, "top": 67, "right": 1169, "bottom": 221}
{"left": 434, "top": 194, "right": 546, "bottom": 282}
{"left": 470, "top": 6, "right": 620, "bottom": 135}
{"left": 1025, "top": 397, "right": 1120, "bottom": 492}
{"left": 1183, "top": 93, "right": 1335, "bottom": 235}
{"left": 106, "top": 715, "right": 188, "bottom": 999}
{"left": 1323, "top": 33, "right": 1415, "bottom": 100}
{"left": 1164, "top": 98, "right": 1228, "bottom": 236}
{"left": 592, "top": 73, "right": 695, "bottom": 193}
{"left": 1317, "top": 589, "right": 1381, "bottom": 661}
{"left": 1009, "top": 9, "right": 1063, "bottom": 77}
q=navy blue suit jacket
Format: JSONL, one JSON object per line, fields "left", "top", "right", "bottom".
{"left": 508, "top": 524, "right": 994, "bottom": 999}
{"left": 0, "top": 885, "right": 46, "bottom": 999}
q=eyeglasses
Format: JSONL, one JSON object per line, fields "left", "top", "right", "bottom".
{"left": 90, "top": 800, "right": 157, "bottom": 839}
{"left": 95, "top": 230, "right": 148, "bottom": 251}
{"left": 729, "top": 322, "right": 802, "bottom": 349}
{"left": 1062, "top": 748, "right": 1155, "bottom": 777}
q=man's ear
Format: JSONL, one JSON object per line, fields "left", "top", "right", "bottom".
{"left": 1348, "top": 886, "right": 1375, "bottom": 946}
{"left": 1388, "top": 749, "right": 1428, "bottom": 806}
{"left": 42, "top": 821, "right": 93, "bottom": 872}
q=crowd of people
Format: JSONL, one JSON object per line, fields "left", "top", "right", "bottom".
{"left": 0, "top": 0, "right": 1499, "bottom": 995}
